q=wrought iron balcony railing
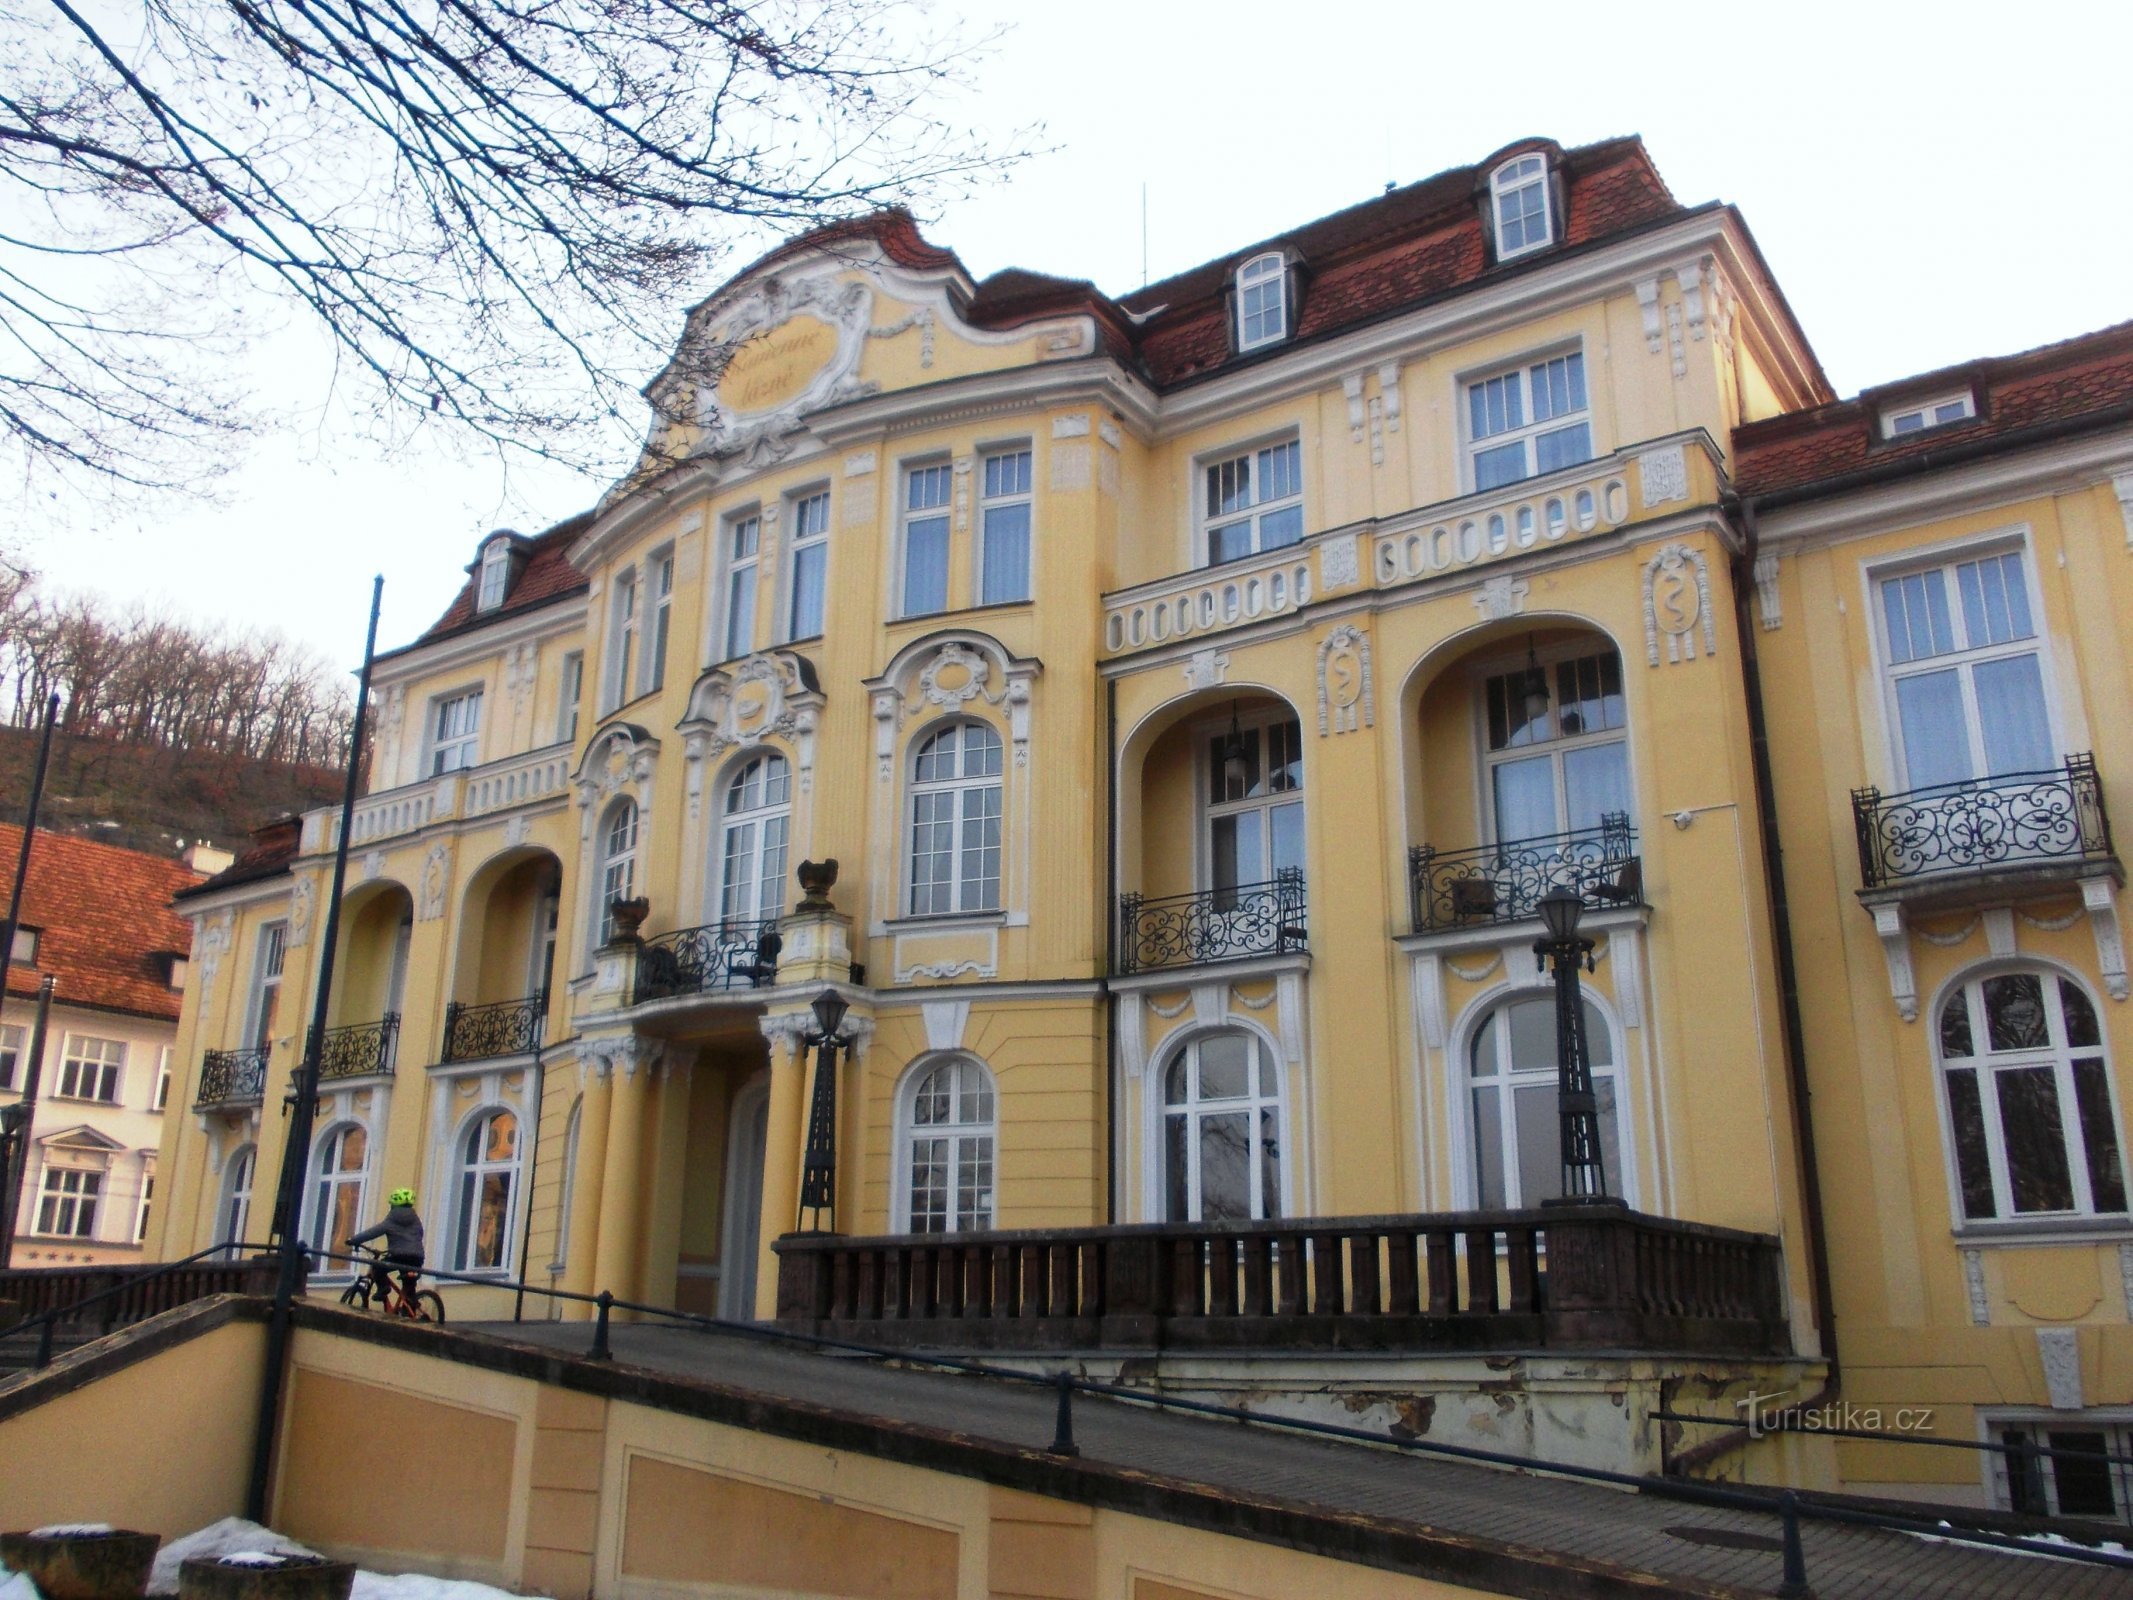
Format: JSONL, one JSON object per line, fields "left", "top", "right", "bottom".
{"left": 1409, "top": 814, "right": 1643, "bottom": 932}
{"left": 1853, "top": 755, "right": 2115, "bottom": 890}
{"left": 195, "top": 1045, "right": 269, "bottom": 1108}
{"left": 306, "top": 1014, "right": 400, "bottom": 1082}
{"left": 440, "top": 993, "right": 547, "bottom": 1064}
{"left": 1116, "top": 868, "right": 1306, "bottom": 975}
{"left": 635, "top": 917, "right": 783, "bottom": 1004}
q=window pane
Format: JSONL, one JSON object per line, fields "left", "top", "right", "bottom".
{"left": 1984, "top": 973, "right": 2049, "bottom": 1051}
{"left": 1474, "top": 440, "right": 1527, "bottom": 491}
{"left": 981, "top": 503, "right": 1031, "bottom": 604}
{"left": 1506, "top": 998, "right": 1556, "bottom": 1071}
{"left": 1958, "top": 554, "right": 2033, "bottom": 645}
{"left": 1257, "top": 504, "right": 1304, "bottom": 549}
{"left": 1883, "top": 571, "right": 1956, "bottom": 663}
{"left": 1513, "top": 1083, "right": 1558, "bottom": 1205}
{"left": 2062, "top": 981, "right": 2102, "bottom": 1049}
{"left": 724, "top": 568, "right": 755, "bottom": 659}
{"left": 2046, "top": 1432, "right": 2119, "bottom": 1519}
{"left": 1209, "top": 519, "right": 1254, "bottom": 564}
{"left": 1198, "top": 1113, "right": 1252, "bottom": 1222}
{"left": 1269, "top": 802, "right": 1305, "bottom": 877}
{"left": 1164, "top": 1114, "right": 1189, "bottom": 1221}
{"left": 1534, "top": 422, "right": 1592, "bottom": 475}
{"left": 1492, "top": 755, "right": 1558, "bottom": 842}
{"left": 789, "top": 543, "right": 826, "bottom": 637}
{"left": 903, "top": 514, "right": 949, "bottom": 616}
{"left": 1972, "top": 654, "right": 2052, "bottom": 775}
{"left": 1955, "top": 1073, "right": 2007, "bottom": 1220}
{"left": 1895, "top": 669, "right": 1973, "bottom": 787}
{"left": 1563, "top": 742, "right": 1632, "bottom": 834}
{"left": 1472, "top": 1085, "right": 1505, "bottom": 1207}
{"left": 1940, "top": 992, "right": 1975, "bottom": 1058}
{"left": 1259, "top": 1107, "right": 1282, "bottom": 1220}
{"left": 1211, "top": 812, "right": 1261, "bottom": 892}
{"left": 1996, "top": 1066, "right": 2075, "bottom": 1213}
{"left": 2072, "top": 1059, "right": 2127, "bottom": 1212}
{"left": 1258, "top": 440, "right": 1301, "bottom": 503}
{"left": 1198, "top": 1034, "right": 1251, "bottom": 1100}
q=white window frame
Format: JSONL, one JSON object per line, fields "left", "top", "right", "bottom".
{"left": 556, "top": 651, "right": 584, "bottom": 746}
{"left": 1882, "top": 390, "right": 1976, "bottom": 439}
{"left": 1474, "top": 642, "right": 1633, "bottom": 844}
{"left": 1490, "top": 154, "right": 1554, "bottom": 261}
{"left": 219, "top": 1143, "right": 256, "bottom": 1256}
{"left": 306, "top": 1120, "right": 371, "bottom": 1272}
{"left": 714, "top": 753, "right": 792, "bottom": 926}
{"left": 784, "top": 488, "right": 832, "bottom": 642}
{"left": 0, "top": 1022, "right": 23, "bottom": 1091}
{"left": 717, "top": 510, "right": 761, "bottom": 663}
{"left": 1464, "top": 348, "right": 1592, "bottom": 493}
{"left": 595, "top": 799, "right": 639, "bottom": 947}
{"left": 1868, "top": 537, "right": 2058, "bottom": 791}
{"left": 476, "top": 538, "right": 511, "bottom": 611}
{"left": 529, "top": 874, "right": 560, "bottom": 999}
{"left": 1199, "top": 434, "right": 1304, "bottom": 567}
{"left": 897, "top": 460, "right": 955, "bottom": 620}
{"left": 134, "top": 1166, "right": 155, "bottom": 1244}
{"left": 1934, "top": 965, "right": 2127, "bottom": 1227}
{"left": 427, "top": 687, "right": 484, "bottom": 775}
{"left": 645, "top": 546, "right": 675, "bottom": 694}
{"left": 36, "top": 1164, "right": 102, "bottom": 1238}
{"left": 977, "top": 448, "right": 1034, "bottom": 606}
{"left": 247, "top": 920, "right": 288, "bottom": 1050}
{"left": 1458, "top": 990, "right": 1634, "bottom": 1210}
{"left": 1983, "top": 1409, "right": 2133, "bottom": 1523}
{"left": 606, "top": 565, "right": 640, "bottom": 712}
{"left": 448, "top": 1106, "right": 522, "bottom": 1274}
{"left": 906, "top": 720, "right": 1004, "bottom": 917}
{"left": 894, "top": 1054, "right": 998, "bottom": 1234}
{"left": 1233, "top": 251, "right": 1290, "bottom": 352}
{"left": 10, "top": 925, "right": 38, "bottom": 964}
{"left": 1197, "top": 705, "right": 1306, "bottom": 898}
{"left": 1157, "top": 1028, "right": 1287, "bottom": 1224}
{"left": 153, "top": 1045, "right": 172, "bottom": 1111}
{"left": 57, "top": 1034, "right": 125, "bottom": 1103}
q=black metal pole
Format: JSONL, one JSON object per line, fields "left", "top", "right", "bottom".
{"left": 0, "top": 974, "right": 57, "bottom": 1260}
{"left": 245, "top": 576, "right": 383, "bottom": 1523}
{"left": 797, "top": 1032, "right": 839, "bottom": 1231}
{"left": 1537, "top": 932, "right": 1609, "bottom": 1202}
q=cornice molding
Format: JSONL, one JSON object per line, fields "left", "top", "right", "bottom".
{"left": 372, "top": 596, "right": 587, "bottom": 690}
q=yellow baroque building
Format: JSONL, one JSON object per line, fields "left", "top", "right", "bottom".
{"left": 149, "top": 134, "right": 2133, "bottom": 1516}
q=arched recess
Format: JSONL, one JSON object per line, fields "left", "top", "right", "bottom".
{"left": 328, "top": 879, "right": 414, "bottom": 1027}
{"left": 450, "top": 845, "right": 566, "bottom": 1009}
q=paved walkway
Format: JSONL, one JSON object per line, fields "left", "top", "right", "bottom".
{"left": 478, "top": 1318, "right": 2132, "bottom": 1598}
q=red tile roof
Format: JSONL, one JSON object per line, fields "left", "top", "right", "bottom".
{"left": 1734, "top": 321, "right": 2133, "bottom": 500}
{"left": 175, "top": 815, "right": 303, "bottom": 903}
{"left": 0, "top": 826, "right": 203, "bottom": 1022}
{"left": 408, "top": 510, "right": 594, "bottom": 649}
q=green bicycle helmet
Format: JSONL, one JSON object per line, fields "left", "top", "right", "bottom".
{"left": 390, "top": 1187, "right": 417, "bottom": 1207}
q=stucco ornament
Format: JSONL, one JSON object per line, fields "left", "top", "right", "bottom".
{"left": 1182, "top": 649, "right": 1231, "bottom": 692}
{"left": 1315, "top": 625, "right": 1375, "bottom": 736}
{"left": 679, "top": 651, "right": 825, "bottom": 812}
{"left": 572, "top": 722, "right": 660, "bottom": 836}
{"left": 195, "top": 909, "right": 235, "bottom": 998}
{"left": 1317, "top": 535, "right": 1361, "bottom": 590}
{"left": 1641, "top": 542, "right": 1717, "bottom": 666}
{"left": 919, "top": 641, "right": 992, "bottom": 710}
{"left": 1639, "top": 445, "right": 1689, "bottom": 507}
{"left": 417, "top": 841, "right": 451, "bottom": 921}
{"left": 286, "top": 878, "right": 315, "bottom": 949}
{"left": 864, "top": 634, "right": 1041, "bottom": 779}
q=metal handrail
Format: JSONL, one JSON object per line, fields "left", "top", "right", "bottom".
{"left": 3, "top": 1239, "right": 272, "bottom": 1369}
{"left": 289, "top": 1244, "right": 2133, "bottom": 1582}
{"left": 1853, "top": 753, "right": 2115, "bottom": 888}
{"left": 635, "top": 916, "right": 782, "bottom": 1004}
{"left": 309, "top": 1014, "right": 400, "bottom": 1081}
{"left": 1116, "top": 867, "right": 1306, "bottom": 975}
{"left": 195, "top": 1046, "right": 270, "bottom": 1107}
{"left": 1655, "top": 1406, "right": 2133, "bottom": 1470}
{"left": 440, "top": 992, "right": 547, "bottom": 1063}
{"left": 1409, "top": 813, "right": 1640, "bottom": 932}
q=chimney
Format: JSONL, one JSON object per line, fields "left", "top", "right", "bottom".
{"left": 185, "top": 843, "right": 235, "bottom": 877}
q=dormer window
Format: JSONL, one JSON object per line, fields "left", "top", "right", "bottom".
{"left": 1882, "top": 391, "right": 1976, "bottom": 439}
{"left": 1490, "top": 155, "right": 1554, "bottom": 261}
{"left": 1234, "top": 253, "right": 1290, "bottom": 352}
{"left": 476, "top": 538, "right": 512, "bottom": 612}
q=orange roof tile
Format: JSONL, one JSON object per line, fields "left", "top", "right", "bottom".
{"left": 0, "top": 825, "right": 203, "bottom": 1022}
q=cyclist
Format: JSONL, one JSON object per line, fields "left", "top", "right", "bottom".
{"left": 348, "top": 1187, "right": 426, "bottom": 1306}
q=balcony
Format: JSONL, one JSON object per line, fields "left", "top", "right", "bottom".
{"left": 634, "top": 918, "right": 782, "bottom": 1005}
{"left": 1853, "top": 755, "right": 2116, "bottom": 894}
{"left": 440, "top": 993, "right": 547, "bottom": 1063}
{"left": 308, "top": 1014, "right": 400, "bottom": 1083}
{"left": 774, "top": 1206, "right": 1788, "bottom": 1358}
{"left": 195, "top": 1046, "right": 268, "bottom": 1110}
{"left": 1116, "top": 869, "right": 1306, "bottom": 976}
{"left": 304, "top": 740, "right": 574, "bottom": 852}
{"left": 1409, "top": 816, "right": 1643, "bottom": 933}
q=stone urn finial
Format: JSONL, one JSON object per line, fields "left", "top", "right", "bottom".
{"left": 795, "top": 859, "right": 839, "bottom": 911}
{"left": 0, "top": 1528, "right": 161, "bottom": 1600}
{"left": 607, "top": 896, "right": 651, "bottom": 943}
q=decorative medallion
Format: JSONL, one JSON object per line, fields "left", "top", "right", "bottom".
{"left": 1315, "top": 625, "right": 1375, "bottom": 736}
{"left": 1641, "top": 542, "right": 1717, "bottom": 666}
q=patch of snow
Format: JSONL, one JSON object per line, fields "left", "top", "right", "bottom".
{"left": 29, "top": 1525, "right": 118, "bottom": 1538}
{"left": 218, "top": 1554, "right": 294, "bottom": 1569}
{"left": 1906, "top": 1525, "right": 2133, "bottom": 1567}
{"left": 150, "top": 1520, "right": 315, "bottom": 1595}
{"left": 0, "top": 1571, "right": 37, "bottom": 1600}
{"left": 352, "top": 1573, "right": 535, "bottom": 1600}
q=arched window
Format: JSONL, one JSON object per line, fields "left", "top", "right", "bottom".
{"left": 909, "top": 722, "right": 1003, "bottom": 915}
{"left": 1490, "top": 154, "right": 1553, "bottom": 260}
{"left": 1163, "top": 1032, "right": 1282, "bottom": 1223}
{"left": 596, "top": 799, "right": 638, "bottom": 945}
{"left": 902, "top": 1056, "right": 996, "bottom": 1233}
{"left": 307, "top": 1122, "right": 369, "bottom": 1265}
{"left": 1233, "top": 252, "right": 1289, "bottom": 351}
{"left": 1467, "top": 995, "right": 1625, "bottom": 1207}
{"left": 219, "top": 1144, "right": 255, "bottom": 1258}
{"left": 451, "top": 1108, "right": 521, "bottom": 1272}
{"left": 1938, "top": 970, "right": 2126, "bottom": 1222}
{"left": 718, "top": 753, "right": 791, "bottom": 925}
{"left": 477, "top": 537, "right": 511, "bottom": 612}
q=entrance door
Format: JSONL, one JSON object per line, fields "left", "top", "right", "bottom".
{"left": 719, "top": 1078, "right": 770, "bottom": 1320}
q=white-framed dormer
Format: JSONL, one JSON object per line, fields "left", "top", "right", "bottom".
{"left": 475, "top": 534, "right": 516, "bottom": 613}
{"left": 1881, "top": 389, "right": 1977, "bottom": 440}
{"left": 1488, "top": 152, "right": 1556, "bottom": 263}
{"left": 1233, "top": 251, "right": 1294, "bottom": 354}
{"left": 1197, "top": 430, "right": 1305, "bottom": 566}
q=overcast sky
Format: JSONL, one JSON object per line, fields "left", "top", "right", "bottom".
{"left": 16, "top": 0, "right": 2130, "bottom": 670}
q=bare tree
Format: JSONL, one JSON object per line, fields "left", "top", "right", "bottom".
{"left": 0, "top": 0, "right": 1021, "bottom": 491}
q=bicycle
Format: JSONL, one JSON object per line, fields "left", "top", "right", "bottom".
{"left": 339, "top": 1243, "right": 446, "bottom": 1323}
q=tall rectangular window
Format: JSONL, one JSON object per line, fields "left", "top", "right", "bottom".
{"left": 154, "top": 1046, "right": 172, "bottom": 1111}
{"left": 1203, "top": 439, "right": 1303, "bottom": 565}
{"left": 37, "top": 1168, "right": 100, "bottom": 1238}
{"left": 1467, "top": 352, "right": 1591, "bottom": 491}
{"left": 135, "top": 1171, "right": 155, "bottom": 1243}
{"left": 901, "top": 464, "right": 953, "bottom": 617}
{"left": 477, "top": 541, "right": 510, "bottom": 611}
{"left": 556, "top": 651, "right": 584, "bottom": 745}
{"left": 249, "top": 920, "right": 287, "bottom": 1049}
{"left": 786, "top": 491, "right": 830, "bottom": 639}
{"left": 0, "top": 1022, "right": 22, "bottom": 1090}
{"left": 609, "top": 567, "right": 639, "bottom": 709}
{"left": 979, "top": 450, "right": 1033, "bottom": 605}
{"left": 429, "top": 689, "right": 483, "bottom": 774}
{"left": 58, "top": 1035, "right": 126, "bottom": 1102}
{"left": 721, "top": 513, "right": 760, "bottom": 660}
{"left": 647, "top": 549, "right": 674, "bottom": 692}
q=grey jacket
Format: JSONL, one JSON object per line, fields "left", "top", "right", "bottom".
{"left": 348, "top": 1203, "right": 425, "bottom": 1263}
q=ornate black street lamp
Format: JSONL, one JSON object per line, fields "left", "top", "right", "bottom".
{"left": 797, "top": 989, "right": 850, "bottom": 1232}
{"left": 1533, "top": 887, "right": 1613, "bottom": 1205}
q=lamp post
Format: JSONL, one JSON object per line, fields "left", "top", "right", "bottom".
{"left": 797, "top": 989, "right": 850, "bottom": 1233}
{"left": 1533, "top": 888, "right": 1612, "bottom": 1205}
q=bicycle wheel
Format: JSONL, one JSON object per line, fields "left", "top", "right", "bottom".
{"left": 415, "top": 1290, "right": 446, "bottom": 1324}
{"left": 339, "top": 1280, "right": 372, "bottom": 1311}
